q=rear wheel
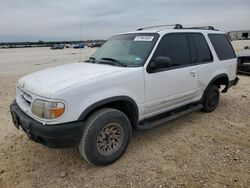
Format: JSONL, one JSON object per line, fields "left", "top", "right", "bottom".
{"left": 78, "top": 108, "right": 131, "bottom": 166}
{"left": 202, "top": 85, "right": 220, "bottom": 113}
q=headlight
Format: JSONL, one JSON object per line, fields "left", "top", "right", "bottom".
{"left": 31, "top": 99, "right": 65, "bottom": 119}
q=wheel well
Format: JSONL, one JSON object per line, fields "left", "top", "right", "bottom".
{"left": 213, "top": 76, "right": 229, "bottom": 90}
{"left": 79, "top": 98, "right": 139, "bottom": 128}
{"left": 206, "top": 74, "right": 229, "bottom": 95}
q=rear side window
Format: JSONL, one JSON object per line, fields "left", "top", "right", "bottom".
{"left": 153, "top": 33, "right": 190, "bottom": 66}
{"left": 208, "top": 34, "right": 236, "bottom": 60}
{"left": 191, "top": 34, "right": 213, "bottom": 62}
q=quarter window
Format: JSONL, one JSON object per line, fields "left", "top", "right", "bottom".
{"left": 208, "top": 34, "right": 236, "bottom": 60}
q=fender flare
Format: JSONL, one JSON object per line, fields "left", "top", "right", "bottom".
{"left": 78, "top": 96, "right": 139, "bottom": 124}
{"left": 202, "top": 73, "right": 229, "bottom": 101}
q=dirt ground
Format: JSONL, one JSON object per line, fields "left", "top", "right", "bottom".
{"left": 0, "top": 44, "right": 249, "bottom": 188}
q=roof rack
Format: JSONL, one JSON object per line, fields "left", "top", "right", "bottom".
{"left": 178, "top": 26, "right": 217, "bottom": 30}
{"left": 137, "top": 24, "right": 217, "bottom": 31}
{"left": 137, "top": 24, "right": 183, "bottom": 31}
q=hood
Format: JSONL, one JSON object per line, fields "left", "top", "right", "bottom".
{"left": 18, "top": 63, "right": 125, "bottom": 97}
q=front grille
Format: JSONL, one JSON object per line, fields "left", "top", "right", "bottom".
{"left": 16, "top": 86, "right": 33, "bottom": 107}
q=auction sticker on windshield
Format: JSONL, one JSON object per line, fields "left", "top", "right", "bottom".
{"left": 134, "top": 36, "right": 154, "bottom": 41}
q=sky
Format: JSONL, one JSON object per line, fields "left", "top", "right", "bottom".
{"left": 0, "top": 0, "right": 249, "bottom": 42}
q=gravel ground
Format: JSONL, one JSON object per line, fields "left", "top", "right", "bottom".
{"left": 0, "top": 45, "right": 249, "bottom": 188}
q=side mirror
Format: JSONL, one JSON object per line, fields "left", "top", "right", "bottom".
{"left": 150, "top": 56, "right": 173, "bottom": 71}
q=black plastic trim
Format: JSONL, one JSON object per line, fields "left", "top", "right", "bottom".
{"left": 138, "top": 101, "right": 201, "bottom": 127}
{"left": 202, "top": 74, "right": 229, "bottom": 101}
{"left": 228, "top": 77, "right": 239, "bottom": 88}
{"left": 10, "top": 100, "right": 84, "bottom": 148}
{"left": 78, "top": 96, "right": 139, "bottom": 124}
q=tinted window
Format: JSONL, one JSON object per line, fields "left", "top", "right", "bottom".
{"left": 187, "top": 34, "right": 198, "bottom": 63}
{"left": 192, "top": 34, "right": 213, "bottom": 62}
{"left": 153, "top": 34, "right": 190, "bottom": 67}
{"left": 208, "top": 34, "right": 236, "bottom": 60}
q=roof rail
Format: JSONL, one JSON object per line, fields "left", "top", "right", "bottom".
{"left": 137, "top": 24, "right": 218, "bottom": 31}
{"left": 137, "top": 24, "right": 183, "bottom": 31}
{"left": 176, "top": 26, "right": 217, "bottom": 30}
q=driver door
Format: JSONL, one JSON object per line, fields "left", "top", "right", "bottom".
{"left": 144, "top": 33, "right": 198, "bottom": 117}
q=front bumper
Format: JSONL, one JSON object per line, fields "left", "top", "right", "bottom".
{"left": 10, "top": 100, "right": 84, "bottom": 148}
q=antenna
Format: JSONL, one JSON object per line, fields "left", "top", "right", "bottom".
{"left": 79, "top": 16, "right": 83, "bottom": 63}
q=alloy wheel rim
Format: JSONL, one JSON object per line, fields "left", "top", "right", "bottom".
{"left": 96, "top": 123, "right": 124, "bottom": 156}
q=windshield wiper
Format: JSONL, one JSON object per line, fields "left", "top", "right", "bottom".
{"left": 89, "top": 56, "right": 96, "bottom": 63}
{"left": 84, "top": 56, "right": 96, "bottom": 63}
{"left": 100, "top": 57, "right": 127, "bottom": 67}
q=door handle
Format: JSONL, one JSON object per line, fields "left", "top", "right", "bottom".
{"left": 189, "top": 70, "right": 196, "bottom": 77}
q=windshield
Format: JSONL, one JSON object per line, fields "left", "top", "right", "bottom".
{"left": 90, "top": 33, "right": 159, "bottom": 67}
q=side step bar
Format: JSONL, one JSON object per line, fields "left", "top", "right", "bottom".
{"left": 137, "top": 104, "right": 203, "bottom": 130}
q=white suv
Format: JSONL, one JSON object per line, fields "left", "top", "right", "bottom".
{"left": 10, "top": 24, "right": 239, "bottom": 166}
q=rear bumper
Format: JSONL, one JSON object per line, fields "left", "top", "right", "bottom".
{"left": 228, "top": 77, "right": 239, "bottom": 88}
{"left": 10, "top": 100, "right": 84, "bottom": 148}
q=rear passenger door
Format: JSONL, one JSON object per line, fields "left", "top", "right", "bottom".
{"left": 187, "top": 33, "right": 215, "bottom": 92}
{"left": 144, "top": 33, "right": 199, "bottom": 117}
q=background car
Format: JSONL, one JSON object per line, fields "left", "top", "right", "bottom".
{"left": 87, "top": 43, "right": 103, "bottom": 48}
{"left": 237, "top": 47, "right": 250, "bottom": 74}
{"left": 50, "top": 44, "right": 64, "bottom": 50}
{"left": 73, "top": 43, "right": 85, "bottom": 49}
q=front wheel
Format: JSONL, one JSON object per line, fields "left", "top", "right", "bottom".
{"left": 201, "top": 85, "right": 220, "bottom": 113}
{"left": 78, "top": 108, "right": 132, "bottom": 166}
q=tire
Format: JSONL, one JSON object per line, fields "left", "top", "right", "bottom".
{"left": 78, "top": 108, "right": 132, "bottom": 166}
{"left": 201, "top": 85, "right": 220, "bottom": 113}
